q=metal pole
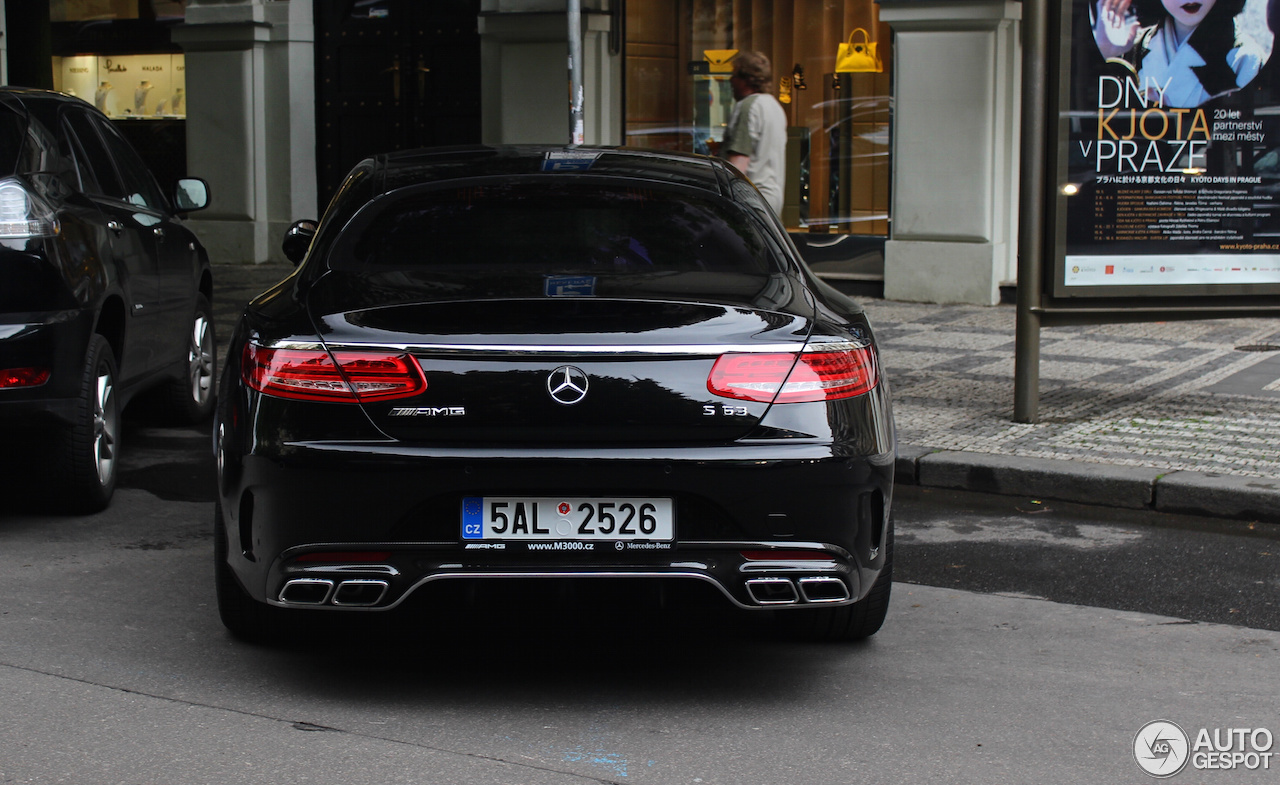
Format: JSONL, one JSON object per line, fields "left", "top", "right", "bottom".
{"left": 567, "top": 0, "right": 585, "bottom": 146}
{"left": 1014, "top": 0, "right": 1049, "bottom": 423}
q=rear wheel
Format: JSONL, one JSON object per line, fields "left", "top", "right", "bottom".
{"left": 780, "top": 521, "right": 893, "bottom": 642}
{"left": 214, "top": 501, "right": 279, "bottom": 643}
{"left": 52, "top": 334, "right": 120, "bottom": 514}
{"left": 151, "top": 294, "right": 216, "bottom": 424}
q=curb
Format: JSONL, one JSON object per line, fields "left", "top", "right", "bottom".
{"left": 897, "top": 446, "right": 1280, "bottom": 525}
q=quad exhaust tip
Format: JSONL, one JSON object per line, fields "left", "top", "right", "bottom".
{"left": 332, "top": 579, "right": 389, "bottom": 606}
{"left": 279, "top": 578, "right": 334, "bottom": 605}
{"left": 279, "top": 578, "right": 390, "bottom": 607}
{"left": 745, "top": 577, "right": 800, "bottom": 605}
{"left": 745, "top": 577, "right": 850, "bottom": 606}
{"left": 798, "top": 576, "right": 851, "bottom": 603}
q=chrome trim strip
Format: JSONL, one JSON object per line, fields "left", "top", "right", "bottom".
{"left": 739, "top": 562, "right": 841, "bottom": 573}
{"left": 407, "top": 571, "right": 768, "bottom": 611}
{"left": 266, "top": 570, "right": 856, "bottom": 612}
{"left": 293, "top": 564, "right": 401, "bottom": 577}
{"left": 259, "top": 339, "right": 809, "bottom": 357}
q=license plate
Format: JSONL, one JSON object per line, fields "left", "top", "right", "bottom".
{"left": 461, "top": 497, "right": 674, "bottom": 541}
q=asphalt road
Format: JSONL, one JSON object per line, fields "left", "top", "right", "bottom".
{"left": 894, "top": 485, "right": 1280, "bottom": 632}
{"left": 1, "top": 413, "right": 1278, "bottom": 783}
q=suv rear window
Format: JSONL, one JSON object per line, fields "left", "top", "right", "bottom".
{"left": 0, "top": 112, "right": 30, "bottom": 175}
{"left": 334, "top": 180, "right": 781, "bottom": 277}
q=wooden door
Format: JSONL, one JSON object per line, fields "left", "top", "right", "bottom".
{"left": 315, "top": 0, "right": 481, "bottom": 206}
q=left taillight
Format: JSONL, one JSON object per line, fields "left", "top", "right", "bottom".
{"left": 241, "top": 344, "right": 427, "bottom": 402}
{"left": 0, "top": 179, "right": 58, "bottom": 239}
{"left": 0, "top": 367, "right": 50, "bottom": 388}
{"left": 707, "top": 343, "right": 878, "bottom": 403}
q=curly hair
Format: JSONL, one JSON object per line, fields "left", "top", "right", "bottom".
{"left": 731, "top": 51, "right": 774, "bottom": 94}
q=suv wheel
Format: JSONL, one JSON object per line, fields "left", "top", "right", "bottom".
{"left": 156, "top": 294, "right": 216, "bottom": 423}
{"left": 53, "top": 334, "right": 120, "bottom": 513}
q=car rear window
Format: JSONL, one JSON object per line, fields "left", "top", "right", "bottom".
{"left": 0, "top": 111, "right": 29, "bottom": 175}
{"left": 333, "top": 180, "right": 781, "bottom": 277}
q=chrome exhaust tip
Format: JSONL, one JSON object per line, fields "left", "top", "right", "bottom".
{"left": 332, "top": 579, "right": 389, "bottom": 607}
{"left": 797, "top": 576, "right": 850, "bottom": 603}
{"left": 279, "top": 578, "right": 334, "bottom": 605}
{"left": 745, "top": 577, "right": 799, "bottom": 605}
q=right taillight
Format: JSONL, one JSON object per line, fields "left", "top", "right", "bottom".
{"left": 708, "top": 343, "right": 878, "bottom": 403}
{"left": 242, "top": 344, "right": 427, "bottom": 402}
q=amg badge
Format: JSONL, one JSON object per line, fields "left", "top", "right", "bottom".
{"left": 387, "top": 406, "right": 467, "bottom": 417}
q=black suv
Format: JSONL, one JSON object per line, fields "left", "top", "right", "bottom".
{"left": 0, "top": 88, "right": 213, "bottom": 512}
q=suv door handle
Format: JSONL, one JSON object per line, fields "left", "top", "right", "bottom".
{"left": 153, "top": 227, "right": 165, "bottom": 239}
{"left": 107, "top": 220, "right": 123, "bottom": 235}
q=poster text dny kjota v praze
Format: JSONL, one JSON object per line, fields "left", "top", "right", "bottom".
{"left": 1063, "top": 0, "right": 1280, "bottom": 293}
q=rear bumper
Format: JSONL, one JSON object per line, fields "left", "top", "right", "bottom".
{"left": 217, "top": 442, "right": 894, "bottom": 611}
{"left": 0, "top": 309, "right": 93, "bottom": 427}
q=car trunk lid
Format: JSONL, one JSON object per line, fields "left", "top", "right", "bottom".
{"left": 308, "top": 295, "right": 813, "bottom": 444}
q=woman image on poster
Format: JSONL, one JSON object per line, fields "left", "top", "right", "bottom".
{"left": 1094, "top": 0, "right": 1269, "bottom": 106}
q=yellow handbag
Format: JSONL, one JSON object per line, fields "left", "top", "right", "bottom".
{"left": 835, "top": 29, "right": 883, "bottom": 73}
{"left": 703, "top": 49, "right": 739, "bottom": 74}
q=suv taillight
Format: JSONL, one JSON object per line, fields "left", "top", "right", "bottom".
{"left": 0, "top": 367, "right": 50, "bottom": 388}
{"left": 0, "top": 179, "right": 57, "bottom": 239}
{"left": 707, "top": 344, "right": 878, "bottom": 403}
{"left": 242, "top": 344, "right": 427, "bottom": 402}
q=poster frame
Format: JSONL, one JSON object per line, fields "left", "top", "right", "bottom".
{"left": 1044, "top": 0, "right": 1280, "bottom": 305}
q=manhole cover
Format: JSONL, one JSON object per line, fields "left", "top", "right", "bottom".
{"left": 1235, "top": 344, "right": 1280, "bottom": 352}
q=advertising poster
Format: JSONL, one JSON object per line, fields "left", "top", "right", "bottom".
{"left": 1060, "top": 0, "right": 1280, "bottom": 296}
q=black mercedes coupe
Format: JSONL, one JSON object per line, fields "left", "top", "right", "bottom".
{"left": 213, "top": 146, "right": 895, "bottom": 642}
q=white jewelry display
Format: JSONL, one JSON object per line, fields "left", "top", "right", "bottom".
{"left": 134, "top": 80, "right": 154, "bottom": 114}
{"left": 95, "top": 81, "right": 114, "bottom": 113}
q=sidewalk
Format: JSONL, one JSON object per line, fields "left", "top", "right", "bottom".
{"left": 213, "top": 263, "right": 1280, "bottom": 524}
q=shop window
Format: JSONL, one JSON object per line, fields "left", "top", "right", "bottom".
{"left": 52, "top": 54, "right": 185, "bottom": 119}
{"left": 624, "top": 0, "right": 892, "bottom": 238}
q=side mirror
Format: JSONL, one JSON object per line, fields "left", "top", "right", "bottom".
{"left": 282, "top": 219, "right": 318, "bottom": 266}
{"left": 173, "top": 178, "right": 209, "bottom": 212}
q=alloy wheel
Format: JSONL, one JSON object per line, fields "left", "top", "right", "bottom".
{"left": 93, "top": 369, "right": 118, "bottom": 485}
{"left": 188, "top": 313, "right": 214, "bottom": 407}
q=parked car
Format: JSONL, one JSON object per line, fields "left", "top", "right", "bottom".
{"left": 213, "top": 146, "right": 894, "bottom": 642}
{"left": 0, "top": 87, "right": 213, "bottom": 512}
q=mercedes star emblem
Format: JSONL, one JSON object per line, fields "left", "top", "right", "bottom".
{"left": 547, "top": 365, "right": 589, "bottom": 405}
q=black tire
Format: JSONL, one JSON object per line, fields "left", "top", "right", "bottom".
{"left": 52, "top": 334, "right": 120, "bottom": 514}
{"left": 213, "top": 501, "right": 280, "bottom": 643}
{"left": 154, "top": 293, "right": 216, "bottom": 424}
{"left": 780, "top": 521, "right": 894, "bottom": 642}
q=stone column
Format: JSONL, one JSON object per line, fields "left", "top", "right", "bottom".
{"left": 172, "top": 1, "right": 316, "bottom": 265}
{"left": 878, "top": 0, "right": 1022, "bottom": 305}
{"left": 0, "top": 2, "right": 8, "bottom": 87}
{"left": 479, "top": 0, "right": 622, "bottom": 145}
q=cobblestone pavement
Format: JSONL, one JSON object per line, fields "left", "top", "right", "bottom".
{"left": 211, "top": 264, "right": 1280, "bottom": 481}
{"left": 860, "top": 298, "right": 1280, "bottom": 479}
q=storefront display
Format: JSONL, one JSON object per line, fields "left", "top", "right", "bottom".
{"left": 53, "top": 53, "right": 186, "bottom": 119}
{"left": 624, "top": 0, "right": 893, "bottom": 237}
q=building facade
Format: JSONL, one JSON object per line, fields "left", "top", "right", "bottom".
{"left": 2, "top": 0, "right": 1022, "bottom": 304}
